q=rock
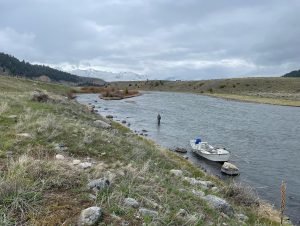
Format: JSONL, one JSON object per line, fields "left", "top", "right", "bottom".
{"left": 170, "top": 169, "right": 183, "bottom": 177}
{"left": 73, "top": 159, "right": 81, "bottom": 165}
{"left": 176, "top": 209, "right": 204, "bottom": 224}
{"left": 203, "top": 195, "right": 234, "bottom": 216}
{"left": 79, "top": 162, "right": 92, "bottom": 169}
{"left": 17, "top": 133, "right": 32, "bottom": 138}
{"left": 142, "top": 129, "right": 148, "bottom": 133}
{"left": 192, "top": 189, "right": 205, "bottom": 198}
{"left": 87, "top": 178, "right": 110, "bottom": 190}
{"left": 183, "top": 177, "right": 214, "bottom": 189}
{"left": 139, "top": 208, "right": 158, "bottom": 218}
{"left": 211, "top": 187, "right": 219, "bottom": 193}
{"left": 124, "top": 198, "right": 139, "bottom": 208}
{"left": 236, "top": 213, "right": 249, "bottom": 222}
{"left": 121, "top": 120, "right": 126, "bottom": 124}
{"left": 31, "top": 90, "right": 49, "bottom": 102}
{"left": 106, "top": 114, "right": 113, "bottom": 118}
{"left": 221, "top": 162, "right": 239, "bottom": 175}
{"left": 78, "top": 206, "right": 102, "bottom": 225}
{"left": 104, "top": 108, "right": 109, "bottom": 110}
{"left": 55, "top": 154, "right": 65, "bottom": 160}
{"left": 93, "top": 120, "right": 111, "bottom": 129}
{"left": 174, "top": 147, "right": 187, "bottom": 153}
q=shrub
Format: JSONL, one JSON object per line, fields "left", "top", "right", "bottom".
{"left": 221, "top": 182, "right": 259, "bottom": 207}
{"left": 219, "top": 84, "right": 226, "bottom": 89}
{"left": 208, "top": 88, "right": 213, "bottom": 93}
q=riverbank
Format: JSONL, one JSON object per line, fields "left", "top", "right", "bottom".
{"left": 0, "top": 75, "right": 291, "bottom": 225}
{"left": 203, "top": 93, "right": 300, "bottom": 107}
{"left": 111, "top": 77, "right": 300, "bottom": 107}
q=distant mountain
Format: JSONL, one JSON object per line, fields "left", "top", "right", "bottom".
{"left": 283, "top": 69, "right": 300, "bottom": 77}
{"left": 69, "top": 69, "right": 148, "bottom": 82}
{"left": 0, "top": 52, "right": 105, "bottom": 86}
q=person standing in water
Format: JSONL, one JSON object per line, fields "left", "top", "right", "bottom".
{"left": 157, "top": 113, "right": 161, "bottom": 125}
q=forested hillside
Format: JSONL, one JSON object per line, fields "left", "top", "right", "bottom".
{"left": 283, "top": 69, "right": 300, "bottom": 77}
{"left": 0, "top": 52, "right": 105, "bottom": 86}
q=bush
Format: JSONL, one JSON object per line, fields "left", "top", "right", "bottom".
{"left": 219, "top": 84, "right": 226, "bottom": 89}
{"left": 221, "top": 182, "right": 259, "bottom": 207}
{"left": 208, "top": 88, "right": 213, "bottom": 93}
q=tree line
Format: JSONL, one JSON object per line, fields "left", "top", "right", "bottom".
{"left": 0, "top": 52, "right": 105, "bottom": 85}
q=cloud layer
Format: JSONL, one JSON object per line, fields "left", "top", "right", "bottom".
{"left": 1, "top": 0, "right": 299, "bottom": 79}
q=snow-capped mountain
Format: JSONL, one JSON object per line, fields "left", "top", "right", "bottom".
{"left": 68, "top": 69, "right": 148, "bottom": 82}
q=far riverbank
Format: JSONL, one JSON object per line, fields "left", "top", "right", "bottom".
{"left": 110, "top": 77, "right": 300, "bottom": 107}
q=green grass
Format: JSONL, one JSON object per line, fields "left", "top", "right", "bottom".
{"left": 0, "top": 75, "right": 290, "bottom": 225}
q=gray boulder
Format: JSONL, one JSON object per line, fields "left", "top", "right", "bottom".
{"left": 124, "top": 198, "right": 139, "bottom": 208}
{"left": 204, "top": 195, "right": 234, "bottom": 216}
{"left": 139, "top": 208, "right": 158, "bottom": 218}
{"left": 170, "top": 169, "right": 183, "bottom": 177}
{"left": 78, "top": 206, "right": 102, "bottom": 225}
{"left": 93, "top": 120, "right": 111, "bottom": 129}
{"left": 183, "top": 177, "right": 214, "bottom": 189}
{"left": 88, "top": 178, "right": 110, "bottom": 190}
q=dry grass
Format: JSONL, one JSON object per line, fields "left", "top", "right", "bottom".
{"left": 0, "top": 102, "right": 8, "bottom": 115}
{"left": 221, "top": 182, "right": 259, "bottom": 207}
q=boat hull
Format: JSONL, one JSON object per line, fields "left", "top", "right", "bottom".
{"left": 192, "top": 149, "right": 230, "bottom": 162}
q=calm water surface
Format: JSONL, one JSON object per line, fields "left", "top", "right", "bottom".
{"left": 77, "top": 92, "right": 300, "bottom": 224}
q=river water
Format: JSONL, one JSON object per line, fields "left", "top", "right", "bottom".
{"left": 77, "top": 92, "right": 300, "bottom": 224}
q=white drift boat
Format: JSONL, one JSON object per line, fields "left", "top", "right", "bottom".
{"left": 190, "top": 139, "right": 230, "bottom": 162}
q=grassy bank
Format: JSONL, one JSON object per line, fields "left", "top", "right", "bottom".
{"left": 0, "top": 75, "right": 290, "bottom": 225}
{"left": 111, "top": 77, "right": 300, "bottom": 107}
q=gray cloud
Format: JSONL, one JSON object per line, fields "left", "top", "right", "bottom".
{"left": 0, "top": 0, "right": 299, "bottom": 79}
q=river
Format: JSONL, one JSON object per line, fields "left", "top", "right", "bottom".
{"left": 77, "top": 92, "right": 300, "bottom": 224}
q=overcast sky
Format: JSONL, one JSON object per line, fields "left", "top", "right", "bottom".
{"left": 0, "top": 0, "right": 299, "bottom": 80}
